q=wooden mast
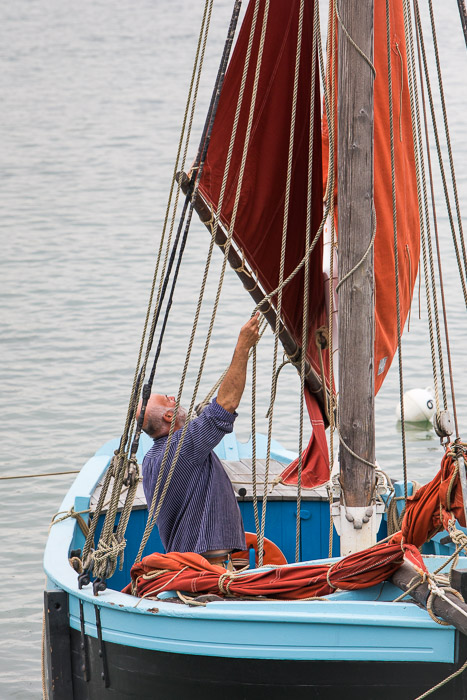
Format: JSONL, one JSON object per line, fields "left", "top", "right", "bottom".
{"left": 337, "top": 0, "right": 376, "bottom": 550}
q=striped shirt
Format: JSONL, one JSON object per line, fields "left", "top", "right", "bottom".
{"left": 142, "top": 398, "right": 246, "bottom": 554}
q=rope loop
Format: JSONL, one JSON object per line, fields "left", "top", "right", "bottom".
{"left": 49, "top": 506, "right": 91, "bottom": 536}
{"left": 315, "top": 326, "right": 329, "bottom": 350}
{"left": 243, "top": 270, "right": 260, "bottom": 293}
{"left": 218, "top": 571, "right": 236, "bottom": 596}
{"left": 233, "top": 248, "right": 253, "bottom": 277}
{"left": 426, "top": 580, "right": 463, "bottom": 626}
{"left": 326, "top": 561, "right": 338, "bottom": 590}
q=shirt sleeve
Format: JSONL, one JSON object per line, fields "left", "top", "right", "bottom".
{"left": 176, "top": 398, "right": 237, "bottom": 466}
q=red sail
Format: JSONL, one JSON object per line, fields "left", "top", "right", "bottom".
{"left": 278, "top": 387, "right": 329, "bottom": 489}
{"left": 198, "top": 0, "right": 326, "bottom": 383}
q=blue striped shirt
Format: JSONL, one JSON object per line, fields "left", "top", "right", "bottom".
{"left": 142, "top": 398, "right": 246, "bottom": 554}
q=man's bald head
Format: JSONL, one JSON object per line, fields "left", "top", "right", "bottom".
{"left": 137, "top": 393, "right": 187, "bottom": 439}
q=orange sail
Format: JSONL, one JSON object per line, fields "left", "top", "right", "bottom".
{"left": 322, "top": 0, "right": 420, "bottom": 394}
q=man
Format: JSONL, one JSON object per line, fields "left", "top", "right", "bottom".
{"left": 141, "top": 313, "right": 260, "bottom": 565}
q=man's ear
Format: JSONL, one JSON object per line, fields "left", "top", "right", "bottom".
{"left": 162, "top": 411, "right": 174, "bottom": 424}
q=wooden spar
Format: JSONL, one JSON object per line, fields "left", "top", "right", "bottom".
{"left": 458, "top": 0, "right": 467, "bottom": 49}
{"left": 391, "top": 562, "right": 467, "bottom": 637}
{"left": 337, "top": 1, "right": 376, "bottom": 507}
{"left": 177, "top": 171, "right": 329, "bottom": 424}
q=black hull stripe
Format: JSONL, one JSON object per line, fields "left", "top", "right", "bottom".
{"left": 69, "top": 628, "right": 467, "bottom": 700}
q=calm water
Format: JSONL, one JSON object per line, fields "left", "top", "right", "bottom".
{"left": 1, "top": 1, "right": 466, "bottom": 697}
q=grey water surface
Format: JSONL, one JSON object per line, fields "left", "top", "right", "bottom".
{"left": 1, "top": 1, "right": 466, "bottom": 697}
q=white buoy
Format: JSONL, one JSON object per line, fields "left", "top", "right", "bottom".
{"left": 396, "top": 387, "right": 435, "bottom": 423}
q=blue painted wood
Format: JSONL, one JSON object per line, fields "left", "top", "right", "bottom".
{"left": 65, "top": 589, "right": 455, "bottom": 662}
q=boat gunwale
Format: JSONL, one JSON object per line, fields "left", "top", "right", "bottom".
{"left": 43, "top": 446, "right": 460, "bottom": 639}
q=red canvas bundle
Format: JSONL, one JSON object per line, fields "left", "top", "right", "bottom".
{"left": 123, "top": 540, "right": 424, "bottom": 601}
{"left": 398, "top": 447, "right": 466, "bottom": 548}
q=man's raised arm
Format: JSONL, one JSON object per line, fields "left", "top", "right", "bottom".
{"left": 217, "top": 313, "right": 260, "bottom": 413}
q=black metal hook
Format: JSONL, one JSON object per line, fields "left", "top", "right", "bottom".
{"left": 93, "top": 577, "right": 107, "bottom": 596}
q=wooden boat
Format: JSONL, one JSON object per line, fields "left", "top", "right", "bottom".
{"left": 43, "top": 1, "right": 467, "bottom": 698}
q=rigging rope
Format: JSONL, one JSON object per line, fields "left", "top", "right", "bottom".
{"left": 85, "top": 0, "right": 241, "bottom": 581}
{"left": 295, "top": 0, "right": 321, "bottom": 564}
{"left": 415, "top": 0, "right": 464, "bottom": 434}
{"left": 385, "top": 0, "right": 408, "bottom": 500}
{"left": 259, "top": 0, "right": 304, "bottom": 567}
{"left": 251, "top": 344, "right": 260, "bottom": 539}
{"left": 322, "top": 0, "right": 337, "bottom": 558}
{"left": 135, "top": 0, "right": 269, "bottom": 564}
{"left": 428, "top": 1, "right": 467, "bottom": 293}
{"left": 402, "top": 0, "right": 445, "bottom": 427}
{"left": 83, "top": 0, "right": 212, "bottom": 579}
{"left": 458, "top": 0, "right": 467, "bottom": 48}
{"left": 0, "top": 470, "right": 80, "bottom": 480}
{"left": 413, "top": 9, "right": 449, "bottom": 414}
